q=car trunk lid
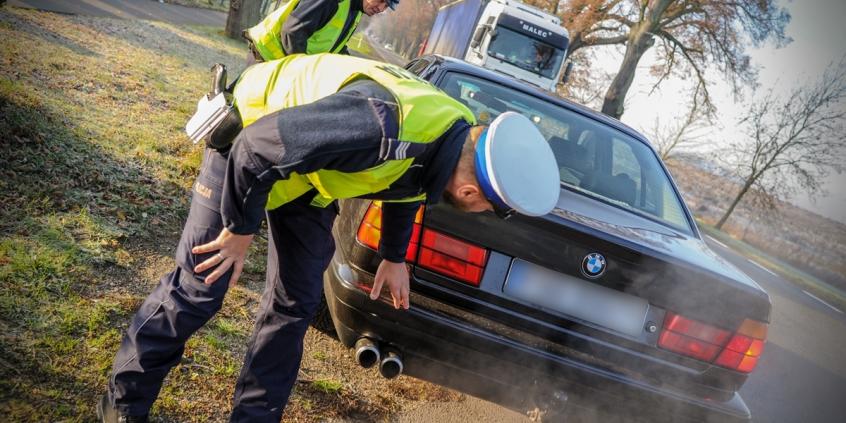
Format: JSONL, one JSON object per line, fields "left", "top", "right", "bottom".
{"left": 416, "top": 189, "right": 770, "bottom": 329}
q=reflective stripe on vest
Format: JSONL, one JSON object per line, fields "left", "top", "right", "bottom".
{"left": 232, "top": 54, "right": 476, "bottom": 209}
{"left": 245, "top": 0, "right": 360, "bottom": 61}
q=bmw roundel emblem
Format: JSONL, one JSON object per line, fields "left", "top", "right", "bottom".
{"left": 581, "top": 253, "right": 606, "bottom": 278}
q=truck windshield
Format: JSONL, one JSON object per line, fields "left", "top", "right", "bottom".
{"left": 438, "top": 72, "right": 692, "bottom": 233}
{"left": 487, "top": 27, "right": 565, "bottom": 79}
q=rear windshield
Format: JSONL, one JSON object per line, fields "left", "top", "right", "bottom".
{"left": 438, "top": 72, "right": 692, "bottom": 233}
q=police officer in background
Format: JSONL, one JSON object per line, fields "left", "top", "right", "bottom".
{"left": 245, "top": 0, "right": 399, "bottom": 62}
{"left": 97, "top": 53, "right": 560, "bottom": 422}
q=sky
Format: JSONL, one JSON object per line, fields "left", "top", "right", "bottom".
{"left": 604, "top": 0, "right": 846, "bottom": 224}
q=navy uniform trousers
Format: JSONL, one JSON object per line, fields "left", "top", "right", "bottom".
{"left": 108, "top": 148, "right": 337, "bottom": 421}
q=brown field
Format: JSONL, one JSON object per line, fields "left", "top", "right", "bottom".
{"left": 667, "top": 157, "right": 846, "bottom": 292}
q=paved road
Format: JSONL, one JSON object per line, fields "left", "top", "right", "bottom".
{"left": 6, "top": 0, "right": 225, "bottom": 25}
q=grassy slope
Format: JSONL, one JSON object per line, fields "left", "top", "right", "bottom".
{"left": 0, "top": 7, "right": 457, "bottom": 422}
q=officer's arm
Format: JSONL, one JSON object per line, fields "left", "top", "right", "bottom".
{"left": 280, "top": 0, "right": 339, "bottom": 54}
{"left": 379, "top": 201, "right": 421, "bottom": 263}
{"left": 220, "top": 90, "right": 393, "bottom": 235}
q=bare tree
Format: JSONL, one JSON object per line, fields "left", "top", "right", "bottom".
{"left": 715, "top": 62, "right": 846, "bottom": 230}
{"left": 645, "top": 83, "right": 711, "bottom": 160}
{"left": 556, "top": 49, "right": 612, "bottom": 107}
{"left": 525, "top": 0, "right": 789, "bottom": 119}
{"left": 225, "top": 0, "right": 265, "bottom": 39}
{"left": 736, "top": 187, "right": 779, "bottom": 241}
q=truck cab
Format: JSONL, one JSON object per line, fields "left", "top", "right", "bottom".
{"left": 423, "top": 0, "right": 570, "bottom": 92}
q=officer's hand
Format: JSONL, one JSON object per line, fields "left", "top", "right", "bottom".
{"left": 371, "top": 260, "right": 410, "bottom": 310}
{"left": 192, "top": 228, "right": 255, "bottom": 285}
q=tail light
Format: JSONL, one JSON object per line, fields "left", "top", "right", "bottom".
{"left": 356, "top": 201, "right": 423, "bottom": 262}
{"left": 713, "top": 319, "right": 768, "bottom": 373}
{"left": 418, "top": 229, "right": 488, "bottom": 286}
{"left": 658, "top": 312, "right": 731, "bottom": 361}
{"left": 356, "top": 201, "right": 488, "bottom": 286}
{"left": 658, "top": 311, "right": 767, "bottom": 373}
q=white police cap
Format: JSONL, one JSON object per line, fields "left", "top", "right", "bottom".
{"left": 474, "top": 112, "right": 559, "bottom": 217}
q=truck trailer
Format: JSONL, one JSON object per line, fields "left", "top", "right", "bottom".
{"left": 421, "top": 0, "right": 570, "bottom": 92}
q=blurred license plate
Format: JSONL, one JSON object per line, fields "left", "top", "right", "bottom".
{"left": 504, "top": 260, "right": 648, "bottom": 337}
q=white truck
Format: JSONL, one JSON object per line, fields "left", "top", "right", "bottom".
{"left": 420, "top": 0, "right": 570, "bottom": 92}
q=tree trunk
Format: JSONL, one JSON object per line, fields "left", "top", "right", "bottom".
{"left": 716, "top": 178, "right": 755, "bottom": 230}
{"left": 600, "top": 30, "right": 655, "bottom": 119}
{"left": 225, "top": 0, "right": 264, "bottom": 40}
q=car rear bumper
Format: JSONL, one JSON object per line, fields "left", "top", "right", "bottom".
{"left": 323, "top": 257, "right": 752, "bottom": 422}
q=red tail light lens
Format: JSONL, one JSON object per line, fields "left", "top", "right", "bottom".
{"left": 356, "top": 201, "right": 488, "bottom": 286}
{"left": 418, "top": 229, "right": 488, "bottom": 286}
{"left": 658, "top": 312, "right": 730, "bottom": 361}
{"left": 658, "top": 312, "right": 767, "bottom": 373}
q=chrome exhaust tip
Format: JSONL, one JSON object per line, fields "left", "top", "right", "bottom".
{"left": 379, "top": 349, "right": 403, "bottom": 379}
{"left": 354, "top": 338, "right": 380, "bottom": 369}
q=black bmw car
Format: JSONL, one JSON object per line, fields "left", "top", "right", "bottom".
{"left": 318, "top": 55, "right": 770, "bottom": 422}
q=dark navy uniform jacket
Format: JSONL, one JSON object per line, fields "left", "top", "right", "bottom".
{"left": 220, "top": 79, "right": 471, "bottom": 263}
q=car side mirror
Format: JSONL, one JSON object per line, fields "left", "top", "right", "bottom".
{"left": 470, "top": 25, "right": 490, "bottom": 49}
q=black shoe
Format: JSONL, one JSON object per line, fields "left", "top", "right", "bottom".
{"left": 97, "top": 394, "right": 149, "bottom": 423}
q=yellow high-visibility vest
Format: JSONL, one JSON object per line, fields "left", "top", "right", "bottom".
{"left": 245, "top": 0, "right": 362, "bottom": 61}
{"left": 232, "top": 54, "right": 476, "bottom": 209}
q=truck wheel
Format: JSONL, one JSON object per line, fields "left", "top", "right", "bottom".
{"left": 311, "top": 294, "right": 337, "bottom": 337}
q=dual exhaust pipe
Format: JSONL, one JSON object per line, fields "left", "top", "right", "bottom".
{"left": 354, "top": 337, "right": 403, "bottom": 379}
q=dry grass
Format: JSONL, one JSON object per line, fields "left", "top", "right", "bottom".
{"left": 0, "top": 6, "right": 460, "bottom": 422}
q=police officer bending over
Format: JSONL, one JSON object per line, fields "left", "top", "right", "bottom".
{"left": 98, "top": 53, "right": 559, "bottom": 422}
{"left": 246, "top": 0, "right": 398, "bottom": 62}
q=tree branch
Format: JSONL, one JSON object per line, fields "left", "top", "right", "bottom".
{"left": 656, "top": 29, "right": 711, "bottom": 105}
{"left": 582, "top": 34, "right": 631, "bottom": 47}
